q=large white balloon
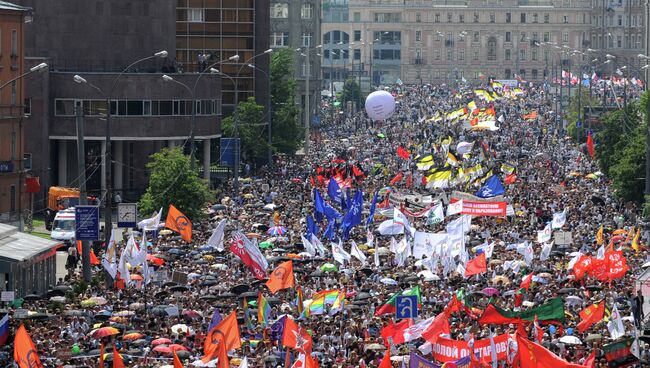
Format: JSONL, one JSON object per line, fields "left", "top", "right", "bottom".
{"left": 365, "top": 90, "right": 396, "bottom": 121}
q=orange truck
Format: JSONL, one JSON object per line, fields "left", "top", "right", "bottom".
{"left": 45, "top": 187, "right": 87, "bottom": 230}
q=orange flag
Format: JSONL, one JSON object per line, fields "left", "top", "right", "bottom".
{"left": 113, "top": 345, "right": 125, "bottom": 368}
{"left": 76, "top": 241, "right": 101, "bottom": 265}
{"left": 577, "top": 302, "right": 605, "bottom": 333}
{"left": 14, "top": 324, "right": 43, "bottom": 368}
{"left": 203, "top": 311, "right": 240, "bottom": 363}
{"left": 165, "top": 205, "right": 192, "bottom": 243}
{"left": 378, "top": 349, "right": 392, "bottom": 368}
{"left": 173, "top": 349, "right": 184, "bottom": 368}
{"left": 99, "top": 342, "right": 105, "bottom": 368}
{"left": 266, "top": 260, "right": 295, "bottom": 294}
{"left": 216, "top": 341, "right": 229, "bottom": 368}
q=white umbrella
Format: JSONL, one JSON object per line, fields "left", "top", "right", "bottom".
{"left": 376, "top": 247, "right": 390, "bottom": 255}
{"left": 642, "top": 261, "right": 650, "bottom": 268}
{"left": 377, "top": 219, "right": 404, "bottom": 236}
{"left": 380, "top": 277, "right": 398, "bottom": 285}
{"left": 210, "top": 263, "right": 229, "bottom": 270}
{"left": 417, "top": 270, "right": 440, "bottom": 281}
{"left": 565, "top": 296, "right": 583, "bottom": 305}
{"left": 171, "top": 324, "right": 189, "bottom": 334}
{"left": 263, "top": 204, "right": 277, "bottom": 210}
{"left": 559, "top": 335, "right": 582, "bottom": 345}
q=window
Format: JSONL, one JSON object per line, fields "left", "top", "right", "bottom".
{"left": 10, "top": 81, "right": 16, "bottom": 105}
{"left": 354, "top": 49, "right": 360, "bottom": 60}
{"left": 459, "top": 50, "right": 465, "bottom": 60}
{"left": 24, "top": 98, "right": 31, "bottom": 116}
{"left": 354, "top": 12, "right": 361, "bottom": 22}
{"left": 188, "top": 8, "right": 204, "bottom": 22}
{"left": 415, "top": 30, "right": 421, "bottom": 42}
{"left": 301, "top": 4, "right": 313, "bottom": 19}
{"left": 544, "top": 13, "right": 550, "bottom": 23}
{"left": 519, "top": 49, "right": 526, "bottom": 61}
{"left": 474, "top": 12, "right": 479, "bottom": 22}
{"left": 447, "top": 13, "right": 452, "bottom": 22}
{"left": 487, "top": 37, "right": 497, "bottom": 60}
{"left": 11, "top": 29, "right": 17, "bottom": 56}
{"left": 435, "top": 13, "right": 440, "bottom": 22}
{"left": 505, "top": 69, "right": 511, "bottom": 78}
{"left": 505, "top": 49, "right": 511, "bottom": 60}
{"left": 490, "top": 13, "right": 495, "bottom": 23}
{"left": 374, "top": 13, "right": 400, "bottom": 22}
{"left": 518, "top": 32, "right": 525, "bottom": 42}
{"left": 564, "top": 15, "right": 569, "bottom": 23}
{"left": 415, "top": 48, "right": 422, "bottom": 61}
{"left": 506, "top": 13, "right": 511, "bottom": 23}
{"left": 447, "top": 50, "right": 453, "bottom": 60}
{"left": 271, "top": 3, "right": 288, "bottom": 18}
{"left": 416, "top": 12, "right": 421, "bottom": 22}
{"left": 473, "top": 50, "right": 479, "bottom": 60}
{"left": 521, "top": 13, "right": 526, "bottom": 23}
{"left": 519, "top": 69, "right": 526, "bottom": 78}
{"left": 618, "top": 15, "right": 622, "bottom": 26}
{"left": 617, "top": 36, "right": 622, "bottom": 48}
{"left": 532, "top": 69, "right": 538, "bottom": 79}
{"left": 354, "top": 30, "right": 361, "bottom": 42}
{"left": 533, "top": 13, "right": 538, "bottom": 23}
{"left": 10, "top": 186, "right": 15, "bottom": 213}
{"left": 473, "top": 32, "right": 479, "bottom": 42}
{"left": 459, "top": 14, "right": 464, "bottom": 23}
{"left": 505, "top": 32, "right": 511, "bottom": 43}
{"left": 532, "top": 32, "right": 538, "bottom": 42}
{"left": 435, "top": 32, "right": 441, "bottom": 41}
{"left": 11, "top": 132, "right": 16, "bottom": 159}
{"left": 23, "top": 153, "right": 32, "bottom": 171}
{"left": 532, "top": 49, "right": 538, "bottom": 61}
{"left": 563, "top": 32, "right": 569, "bottom": 43}
{"left": 271, "top": 32, "right": 289, "bottom": 47}
{"left": 544, "top": 32, "right": 550, "bottom": 42}
{"left": 301, "top": 32, "right": 312, "bottom": 47}
{"left": 434, "top": 50, "right": 440, "bottom": 60}
{"left": 544, "top": 49, "right": 550, "bottom": 61}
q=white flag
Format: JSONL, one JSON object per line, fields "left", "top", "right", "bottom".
{"left": 447, "top": 200, "right": 463, "bottom": 216}
{"left": 124, "top": 234, "right": 145, "bottom": 267}
{"left": 551, "top": 210, "right": 566, "bottom": 229}
{"left": 331, "top": 240, "right": 351, "bottom": 265}
{"left": 102, "top": 229, "right": 118, "bottom": 279}
{"left": 206, "top": 219, "right": 227, "bottom": 251}
{"left": 310, "top": 234, "right": 326, "bottom": 256}
{"left": 474, "top": 241, "right": 495, "bottom": 259}
{"left": 394, "top": 208, "right": 415, "bottom": 236}
{"left": 301, "top": 235, "right": 316, "bottom": 256}
{"left": 238, "top": 357, "right": 249, "bottom": 368}
{"left": 403, "top": 316, "right": 435, "bottom": 342}
{"left": 607, "top": 304, "right": 626, "bottom": 340}
{"left": 516, "top": 241, "right": 534, "bottom": 266}
{"left": 138, "top": 207, "right": 162, "bottom": 231}
{"left": 537, "top": 224, "right": 552, "bottom": 243}
{"left": 350, "top": 240, "right": 367, "bottom": 264}
{"left": 596, "top": 245, "right": 605, "bottom": 260}
{"left": 539, "top": 241, "right": 553, "bottom": 261}
{"left": 426, "top": 202, "right": 445, "bottom": 225}
{"left": 117, "top": 248, "right": 131, "bottom": 284}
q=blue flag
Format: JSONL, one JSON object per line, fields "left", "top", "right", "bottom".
{"left": 366, "top": 190, "right": 378, "bottom": 226}
{"left": 345, "top": 187, "right": 352, "bottom": 210}
{"left": 323, "top": 220, "right": 337, "bottom": 240}
{"left": 306, "top": 215, "right": 318, "bottom": 238}
{"left": 207, "top": 309, "right": 222, "bottom": 332}
{"left": 341, "top": 189, "right": 364, "bottom": 240}
{"left": 475, "top": 174, "right": 505, "bottom": 198}
{"left": 270, "top": 315, "right": 287, "bottom": 342}
{"left": 327, "top": 178, "right": 343, "bottom": 204}
{"left": 314, "top": 188, "right": 342, "bottom": 220}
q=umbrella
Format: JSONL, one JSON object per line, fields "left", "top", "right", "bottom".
{"left": 320, "top": 263, "right": 338, "bottom": 272}
{"left": 168, "top": 344, "right": 190, "bottom": 352}
{"left": 585, "top": 285, "right": 602, "bottom": 291}
{"left": 128, "top": 302, "right": 145, "bottom": 310}
{"left": 380, "top": 278, "right": 398, "bottom": 285}
{"left": 23, "top": 294, "right": 40, "bottom": 301}
{"left": 355, "top": 292, "right": 372, "bottom": 300}
{"left": 585, "top": 334, "right": 602, "bottom": 342}
{"left": 377, "top": 133, "right": 386, "bottom": 138}
{"left": 216, "top": 292, "right": 237, "bottom": 299}
{"left": 46, "top": 289, "right": 65, "bottom": 297}
{"left": 558, "top": 288, "right": 577, "bottom": 294}
{"left": 231, "top": 284, "right": 250, "bottom": 294}
{"left": 112, "top": 311, "right": 136, "bottom": 317}
{"left": 123, "top": 332, "right": 144, "bottom": 341}
{"left": 364, "top": 343, "right": 386, "bottom": 351}
{"left": 152, "top": 338, "right": 172, "bottom": 346}
{"left": 199, "top": 294, "right": 217, "bottom": 301}
{"left": 492, "top": 276, "right": 510, "bottom": 285}
{"left": 559, "top": 335, "right": 582, "bottom": 345}
{"left": 159, "top": 229, "right": 173, "bottom": 235}
{"left": 565, "top": 296, "right": 583, "bottom": 305}
{"left": 182, "top": 310, "right": 203, "bottom": 319}
{"left": 81, "top": 299, "right": 97, "bottom": 307}
{"left": 267, "top": 226, "right": 286, "bottom": 236}
{"left": 153, "top": 345, "right": 172, "bottom": 354}
{"left": 263, "top": 204, "right": 277, "bottom": 210}
{"left": 211, "top": 263, "right": 229, "bottom": 270}
{"left": 359, "top": 268, "right": 374, "bottom": 276}
{"left": 482, "top": 287, "right": 500, "bottom": 296}
{"left": 91, "top": 327, "right": 120, "bottom": 339}
{"left": 50, "top": 296, "right": 66, "bottom": 303}
{"left": 309, "top": 270, "right": 326, "bottom": 278}
{"left": 169, "top": 285, "right": 190, "bottom": 292}
{"left": 171, "top": 324, "right": 189, "bottom": 334}
{"left": 418, "top": 270, "right": 440, "bottom": 281}
{"left": 259, "top": 241, "right": 274, "bottom": 249}
{"left": 64, "top": 310, "right": 85, "bottom": 317}
{"left": 239, "top": 291, "right": 259, "bottom": 299}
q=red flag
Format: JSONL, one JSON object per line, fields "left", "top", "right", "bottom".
{"left": 405, "top": 174, "right": 413, "bottom": 188}
{"left": 378, "top": 349, "right": 392, "bottom": 368}
{"left": 444, "top": 294, "right": 463, "bottom": 315}
{"left": 396, "top": 146, "right": 410, "bottom": 159}
{"left": 76, "top": 241, "right": 101, "bottom": 265}
{"left": 520, "top": 272, "right": 534, "bottom": 291}
{"left": 13, "top": 325, "right": 43, "bottom": 368}
{"left": 421, "top": 311, "right": 451, "bottom": 344}
{"left": 282, "top": 317, "right": 313, "bottom": 353}
{"left": 230, "top": 233, "right": 267, "bottom": 280}
{"left": 173, "top": 349, "right": 184, "bottom": 368}
{"left": 380, "top": 318, "right": 413, "bottom": 346}
{"left": 464, "top": 253, "right": 487, "bottom": 277}
{"left": 285, "top": 349, "right": 291, "bottom": 368}
{"left": 99, "top": 343, "right": 105, "bottom": 368}
{"left": 266, "top": 260, "right": 295, "bottom": 294}
{"left": 583, "top": 351, "right": 596, "bottom": 368}
{"left": 586, "top": 133, "right": 595, "bottom": 158}
{"left": 203, "top": 311, "right": 241, "bottom": 363}
{"left": 577, "top": 302, "right": 605, "bottom": 333}
{"left": 390, "top": 172, "right": 404, "bottom": 185}
{"left": 504, "top": 173, "right": 517, "bottom": 185}
{"left": 604, "top": 250, "right": 628, "bottom": 280}
{"left": 533, "top": 315, "right": 544, "bottom": 343}
{"left": 516, "top": 334, "right": 587, "bottom": 368}
{"left": 113, "top": 345, "right": 125, "bottom": 368}
{"left": 572, "top": 255, "right": 593, "bottom": 280}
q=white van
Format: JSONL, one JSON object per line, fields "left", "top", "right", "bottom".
{"left": 50, "top": 208, "right": 76, "bottom": 242}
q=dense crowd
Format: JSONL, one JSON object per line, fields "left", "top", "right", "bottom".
{"left": 4, "top": 79, "right": 650, "bottom": 368}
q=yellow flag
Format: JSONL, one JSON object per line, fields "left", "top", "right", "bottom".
{"left": 632, "top": 228, "right": 641, "bottom": 253}
{"left": 596, "top": 225, "right": 604, "bottom": 245}
{"left": 625, "top": 226, "right": 635, "bottom": 244}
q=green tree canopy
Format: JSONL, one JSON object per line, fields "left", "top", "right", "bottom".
{"left": 222, "top": 97, "right": 268, "bottom": 162}
{"left": 270, "top": 48, "right": 303, "bottom": 154}
{"left": 340, "top": 78, "right": 362, "bottom": 108}
{"left": 139, "top": 147, "right": 212, "bottom": 221}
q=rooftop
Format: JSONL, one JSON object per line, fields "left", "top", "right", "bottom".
{"left": 0, "top": 1, "right": 30, "bottom": 12}
{"left": 0, "top": 223, "right": 61, "bottom": 262}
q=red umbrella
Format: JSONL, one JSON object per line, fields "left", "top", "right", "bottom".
{"left": 168, "top": 344, "right": 190, "bottom": 352}
{"left": 611, "top": 235, "right": 625, "bottom": 243}
{"left": 147, "top": 254, "right": 165, "bottom": 266}
{"left": 90, "top": 327, "right": 120, "bottom": 339}
{"left": 152, "top": 345, "right": 172, "bottom": 354}
{"left": 182, "top": 309, "right": 203, "bottom": 319}
{"left": 151, "top": 338, "right": 172, "bottom": 346}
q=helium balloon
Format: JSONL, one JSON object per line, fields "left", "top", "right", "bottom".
{"left": 566, "top": 327, "right": 573, "bottom": 336}
{"left": 549, "top": 325, "right": 556, "bottom": 334}
{"left": 365, "top": 90, "right": 396, "bottom": 121}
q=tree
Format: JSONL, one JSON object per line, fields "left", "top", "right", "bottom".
{"left": 221, "top": 97, "right": 268, "bottom": 163}
{"left": 270, "top": 48, "right": 303, "bottom": 154}
{"left": 595, "top": 106, "right": 639, "bottom": 176}
{"left": 565, "top": 87, "right": 600, "bottom": 143}
{"left": 609, "top": 122, "right": 646, "bottom": 202}
{"left": 340, "top": 78, "right": 362, "bottom": 109}
{"left": 139, "top": 147, "right": 212, "bottom": 221}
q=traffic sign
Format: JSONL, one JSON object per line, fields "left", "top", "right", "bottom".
{"left": 395, "top": 295, "right": 419, "bottom": 319}
{"left": 576, "top": 121, "right": 582, "bottom": 128}
{"left": 220, "top": 138, "right": 240, "bottom": 167}
{"left": 117, "top": 203, "right": 137, "bottom": 228}
{"left": 75, "top": 205, "right": 100, "bottom": 241}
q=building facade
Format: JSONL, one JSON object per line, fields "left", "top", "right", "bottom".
{"left": 176, "top": 0, "right": 270, "bottom": 116}
{"left": 17, "top": 0, "right": 222, "bottom": 215}
{"left": 270, "top": 0, "right": 322, "bottom": 126}
{"left": 321, "top": 0, "right": 594, "bottom": 86}
{"left": 0, "top": 1, "right": 30, "bottom": 227}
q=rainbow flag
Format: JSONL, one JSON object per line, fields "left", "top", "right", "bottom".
{"left": 296, "top": 287, "right": 304, "bottom": 315}
{"left": 329, "top": 289, "right": 346, "bottom": 316}
{"left": 321, "top": 290, "right": 340, "bottom": 305}
{"left": 258, "top": 293, "right": 271, "bottom": 326}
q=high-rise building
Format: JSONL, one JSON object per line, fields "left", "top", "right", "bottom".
{"left": 0, "top": 1, "right": 31, "bottom": 227}
{"left": 270, "top": 0, "right": 322, "bottom": 127}
{"left": 176, "top": 0, "right": 270, "bottom": 115}
{"left": 16, "top": 0, "right": 222, "bottom": 216}
{"left": 321, "top": 0, "right": 594, "bottom": 85}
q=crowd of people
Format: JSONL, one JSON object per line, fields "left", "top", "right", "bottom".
{"left": 4, "top": 78, "right": 650, "bottom": 368}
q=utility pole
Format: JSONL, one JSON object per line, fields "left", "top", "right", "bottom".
{"left": 645, "top": 0, "right": 650, "bottom": 195}
{"left": 75, "top": 103, "right": 91, "bottom": 281}
{"left": 305, "top": 51, "right": 311, "bottom": 154}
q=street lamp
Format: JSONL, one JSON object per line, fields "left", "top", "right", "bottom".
{"left": 296, "top": 44, "right": 322, "bottom": 154}
{"left": 0, "top": 62, "right": 48, "bottom": 90}
{"left": 74, "top": 50, "right": 167, "bottom": 257}
{"left": 246, "top": 63, "right": 272, "bottom": 168}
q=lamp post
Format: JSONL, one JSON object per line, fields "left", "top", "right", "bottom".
{"left": 160, "top": 55, "right": 240, "bottom": 168}
{"left": 297, "top": 44, "right": 322, "bottom": 154}
{"left": 246, "top": 63, "right": 272, "bottom": 168}
{"left": 232, "top": 49, "right": 273, "bottom": 198}
{"left": 74, "top": 50, "right": 167, "bottom": 248}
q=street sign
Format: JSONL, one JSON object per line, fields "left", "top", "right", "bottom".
{"left": 220, "top": 138, "right": 240, "bottom": 167}
{"left": 75, "top": 205, "right": 100, "bottom": 241}
{"left": 1, "top": 291, "right": 14, "bottom": 302}
{"left": 576, "top": 121, "right": 582, "bottom": 128}
{"left": 395, "top": 295, "right": 419, "bottom": 319}
{"left": 117, "top": 203, "right": 138, "bottom": 228}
